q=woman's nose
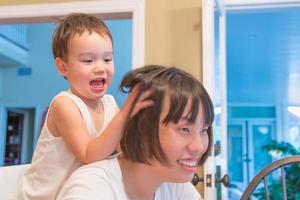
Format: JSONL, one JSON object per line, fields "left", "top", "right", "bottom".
{"left": 188, "top": 134, "right": 207, "bottom": 155}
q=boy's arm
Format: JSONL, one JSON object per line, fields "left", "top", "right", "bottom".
{"left": 48, "top": 85, "right": 153, "bottom": 164}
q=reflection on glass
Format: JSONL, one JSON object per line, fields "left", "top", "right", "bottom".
{"left": 288, "top": 106, "right": 300, "bottom": 149}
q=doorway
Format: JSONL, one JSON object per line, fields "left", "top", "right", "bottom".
{"left": 226, "top": 5, "right": 300, "bottom": 199}
{"left": 2, "top": 108, "right": 35, "bottom": 166}
{"left": 203, "top": 1, "right": 300, "bottom": 199}
{"left": 228, "top": 116, "right": 275, "bottom": 191}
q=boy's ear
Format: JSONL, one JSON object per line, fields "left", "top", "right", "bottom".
{"left": 55, "top": 57, "right": 68, "bottom": 77}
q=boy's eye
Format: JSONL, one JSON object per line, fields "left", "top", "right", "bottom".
{"left": 104, "top": 58, "right": 112, "bottom": 63}
{"left": 82, "top": 59, "right": 93, "bottom": 63}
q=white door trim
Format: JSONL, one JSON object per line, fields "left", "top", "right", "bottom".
{"left": 202, "top": 0, "right": 217, "bottom": 199}
{"left": 203, "top": 0, "right": 228, "bottom": 199}
{"left": 218, "top": 5, "right": 228, "bottom": 200}
{"left": 203, "top": 0, "right": 300, "bottom": 199}
{"left": 0, "top": 0, "right": 145, "bottom": 68}
{"left": 225, "top": 0, "right": 300, "bottom": 10}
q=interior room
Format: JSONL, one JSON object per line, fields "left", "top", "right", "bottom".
{"left": 0, "top": 0, "right": 300, "bottom": 200}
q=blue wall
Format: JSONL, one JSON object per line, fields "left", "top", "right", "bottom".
{"left": 0, "top": 19, "right": 132, "bottom": 108}
{"left": 106, "top": 19, "right": 132, "bottom": 106}
{"left": 1, "top": 23, "right": 65, "bottom": 108}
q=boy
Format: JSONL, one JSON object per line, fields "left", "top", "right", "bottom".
{"left": 15, "top": 13, "right": 152, "bottom": 200}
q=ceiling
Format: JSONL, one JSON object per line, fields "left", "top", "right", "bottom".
{"left": 226, "top": 7, "right": 300, "bottom": 106}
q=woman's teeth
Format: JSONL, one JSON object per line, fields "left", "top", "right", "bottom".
{"left": 177, "top": 160, "right": 197, "bottom": 167}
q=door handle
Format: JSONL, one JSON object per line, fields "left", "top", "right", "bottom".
{"left": 192, "top": 173, "right": 230, "bottom": 187}
{"left": 215, "top": 174, "right": 230, "bottom": 187}
{"left": 191, "top": 173, "right": 204, "bottom": 186}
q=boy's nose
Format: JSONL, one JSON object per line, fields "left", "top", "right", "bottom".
{"left": 93, "top": 63, "right": 105, "bottom": 73}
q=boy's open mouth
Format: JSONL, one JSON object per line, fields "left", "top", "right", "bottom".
{"left": 90, "top": 78, "right": 105, "bottom": 87}
{"left": 90, "top": 78, "right": 106, "bottom": 90}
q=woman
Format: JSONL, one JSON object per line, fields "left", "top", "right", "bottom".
{"left": 57, "top": 65, "right": 214, "bottom": 200}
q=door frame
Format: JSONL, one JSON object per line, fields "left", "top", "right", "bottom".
{"left": 202, "top": 0, "right": 227, "bottom": 199}
{"left": 202, "top": 1, "right": 216, "bottom": 199}
{"left": 0, "top": 105, "right": 41, "bottom": 166}
{"left": 225, "top": 0, "right": 300, "bottom": 10}
{"left": 0, "top": 0, "right": 145, "bottom": 69}
{"left": 203, "top": 0, "right": 300, "bottom": 199}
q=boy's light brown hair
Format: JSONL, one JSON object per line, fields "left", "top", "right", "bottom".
{"left": 52, "top": 13, "right": 113, "bottom": 61}
{"left": 120, "top": 65, "right": 214, "bottom": 166}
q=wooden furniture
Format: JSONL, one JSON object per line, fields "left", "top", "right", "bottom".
{"left": 241, "top": 155, "right": 300, "bottom": 200}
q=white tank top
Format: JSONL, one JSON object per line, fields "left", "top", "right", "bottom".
{"left": 16, "top": 90, "right": 119, "bottom": 200}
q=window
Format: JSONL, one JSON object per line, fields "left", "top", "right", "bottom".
{"left": 287, "top": 106, "right": 300, "bottom": 148}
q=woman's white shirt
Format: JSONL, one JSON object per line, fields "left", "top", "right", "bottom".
{"left": 57, "top": 156, "right": 202, "bottom": 200}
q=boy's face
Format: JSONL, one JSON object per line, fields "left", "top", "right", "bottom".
{"left": 154, "top": 95, "right": 209, "bottom": 183}
{"left": 56, "top": 31, "right": 114, "bottom": 101}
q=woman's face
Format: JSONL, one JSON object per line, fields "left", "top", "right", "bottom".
{"left": 155, "top": 95, "right": 209, "bottom": 183}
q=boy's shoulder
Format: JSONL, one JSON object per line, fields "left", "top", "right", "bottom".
{"left": 102, "top": 94, "right": 118, "bottom": 106}
{"left": 102, "top": 94, "right": 115, "bottom": 101}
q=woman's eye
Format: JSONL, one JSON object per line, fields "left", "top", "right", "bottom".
{"left": 201, "top": 128, "right": 208, "bottom": 135}
{"left": 181, "top": 127, "right": 190, "bottom": 134}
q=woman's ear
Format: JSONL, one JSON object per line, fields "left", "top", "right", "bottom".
{"left": 55, "top": 57, "right": 68, "bottom": 77}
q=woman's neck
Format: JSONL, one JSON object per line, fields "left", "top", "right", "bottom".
{"left": 118, "top": 156, "right": 162, "bottom": 200}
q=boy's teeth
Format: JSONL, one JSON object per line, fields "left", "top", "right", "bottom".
{"left": 91, "top": 79, "right": 104, "bottom": 86}
{"left": 178, "top": 160, "right": 197, "bottom": 167}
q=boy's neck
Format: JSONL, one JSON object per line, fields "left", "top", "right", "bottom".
{"left": 70, "top": 89, "right": 102, "bottom": 109}
{"left": 70, "top": 89, "right": 104, "bottom": 132}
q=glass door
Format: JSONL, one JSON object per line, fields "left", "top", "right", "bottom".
{"left": 227, "top": 122, "right": 246, "bottom": 192}
{"left": 248, "top": 121, "right": 274, "bottom": 178}
{"left": 227, "top": 118, "right": 275, "bottom": 198}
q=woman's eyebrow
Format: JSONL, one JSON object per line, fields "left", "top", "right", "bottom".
{"left": 178, "top": 117, "right": 191, "bottom": 125}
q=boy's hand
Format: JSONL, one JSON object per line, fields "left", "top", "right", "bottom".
{"left": 120, "top": 83, "right": 154, "bottom": 119}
